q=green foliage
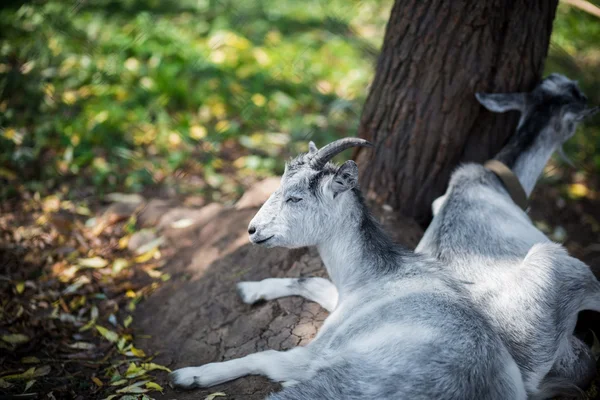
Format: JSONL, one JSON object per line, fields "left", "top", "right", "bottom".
{"left": 546, "top": 1, "right": 600, "bottom": 177}
{"left": 0, "top": 0, "right": 390, "bottom": 198}
{"left": 0, "top": 0, "right": 598, "bottom": 200}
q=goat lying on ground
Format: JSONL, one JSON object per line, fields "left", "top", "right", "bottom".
{"left": 170, "top": 138, "right": 526, "bottom": 399}
{"left": 415, "top": 73, "right": 600, "bottom": 399}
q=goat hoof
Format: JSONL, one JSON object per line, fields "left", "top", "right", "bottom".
{"left": 237, "top": 281, "right": 264, "bottom": 304}
{"left": 169, "top": 367, "right": 201, "bottom": 389}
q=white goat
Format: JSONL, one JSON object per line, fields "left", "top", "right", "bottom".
{"left": 416, "top": 73, "right": 600, "bottom": 399}
{"left": 170, "top": 138, "right": 526, "bottom": 399}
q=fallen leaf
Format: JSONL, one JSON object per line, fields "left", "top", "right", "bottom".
{"left": 24, "top": 379, "right": 36, "bottom": 392}
{"left": 116, "top": 380, "right": 150, "bottom": 394}
{"left": 16, "top": 282, "right": 25, "bottom": 294}
{"left": 68, "top": 342, "right": 96, "bottom": 350}
{"left": 145, "top": 381, "right": 164, "bottom": 392}
{"left": 134, "top": 247, "right": 159, "bottom": 263}
{"left": 105, "top": 193, "right": 144, "bottom": 204}
{"left": 0, "top": 378, "right": 12, "bottom": 388}
{"left": 125, "top": 363, "right": 147, "bottom": 379}
{"left": 92, "top": 377, "right": 103, "bottom": 387}
{"left": 171, "top": 218, "right": 194, "bottom": 229}
{"left": 3, "top": 367, "right": 37, "bottom": 381}
{"left": 205, "top": 392, "right": 227, "bottom": 400}
{"left": 33, "top": 365, "right": 51, "bottom": 377}
{"left": 110, "top": 379, "right": 128, "bottom": 386}
{"left": 129, "top": 346, "right": 146, "bottom": 358}
{"left": 141, "top": 362, "right": 171, "bottom": 373}
{"left": 21, "top": 356, "right": 40, "bottom": 364}
{"left": 2, "top": 334, "right": 29, "bottom": 345}
{"left": 568, "top": 183, "right": 589, "bottom": 199}
{"left": 112, "top": 258, "right": 129, "bottom": 274}
{"left": 96, "top": 325, "right": 119, "bottom": 343}
{"left": 123, "top": 315, "right": 133, "bottom": 328}
{"left": 78, "top": 257, "right": 109, "bottom": 269}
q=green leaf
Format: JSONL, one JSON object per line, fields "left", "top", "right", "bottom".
{"left": 2, "top": 334, "right": 30, "bottom": 345}
{"left": 96, "top": 325, "right": 119, "bottom": 343}
{"left": 145, "top": 381, "right": 164, "bottom": 392}
{"left": 141, "top": 362, "right": 171, "bottom": 373}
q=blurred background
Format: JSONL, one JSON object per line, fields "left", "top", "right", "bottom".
{"left": 1, "top": 0, "right": 595, "bottom": 203}
{"left": 0, "top": 1, "right": 599, "bottom": 398}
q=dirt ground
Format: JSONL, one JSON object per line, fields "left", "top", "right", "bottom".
{"left": 132, "top": 179, "right": 424, "bottom": 400}
{"left": 131, "top": 177, "right": 600, "bottom": 400}
{"left": 1, "top": 175, "right": 598, "bottom": 399}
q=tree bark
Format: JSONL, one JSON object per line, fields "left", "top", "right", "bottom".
{"left": 355, "top": 0, "right": 558, "bottom": 225}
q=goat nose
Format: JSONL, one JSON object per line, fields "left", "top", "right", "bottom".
{"left": 248, "top": 226, "right": 256, "bottom": 235}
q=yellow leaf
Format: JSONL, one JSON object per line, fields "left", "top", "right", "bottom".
{"left": 190, "top": 125, "right": 207, "bottom": 140}
{"left": 129, "top": 346, "right": 146, "bottom": 357}
{"left": 92, "top": 377, "right": 103, "bottom": 387}
{"left": 141, "top": 362, "right": 171, "bottom": 373}
{"left": 123, "top": 315, "right": 133, "bottom": 328}
{"left": 112, "top": 258, "right": 129, "bottom": 275}
{"left": 116, "top": 379, "right": 149, "bottom": 393}
{"left": 119, "top": 236, "right": 130, "bottom": 249}
{"left": 16, "top": 282, "right": 25, "bottom": 294}
{"left": 145, "top": 382, "right": 164, "bottom": 392}
{"left": 21, "top": 356, "right": 40, "bottom": 364}
{"left": 125, "top": 363, "right": 147, "bottom": 379}
{"left": 110, "top": 379, "right": 128, "bottom": 386}
{"left": 78, "top": 257, "right": 109, "bottom": 269}
{"left": 205, "top": 392, "right": 227, "bottom": 400}
{"left": 135, "top": 248, "right": 158, "bottom": 263}
{"left": 2, "top": 334, "right": 29, "bottom": 345}
{"left": 95, "top": 325, "right": 119, "bottom": 343}
{"left": 568, "top": 183, "right": 590, "bottom": 199}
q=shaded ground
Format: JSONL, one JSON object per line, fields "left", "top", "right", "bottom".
{"left": 0, "top": 171, "right": 598, "bottom": 399}
{"left": 133, "top": 178, "right": 423, "bottom": 400}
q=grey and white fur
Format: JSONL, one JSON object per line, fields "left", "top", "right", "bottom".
{"left": 416, "top": 73, "right": 600, "bottom": 399}
{"left": 170, "top": 138, "right": 527, "bottom": 399}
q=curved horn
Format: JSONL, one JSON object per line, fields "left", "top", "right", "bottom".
{"left": 309, "top": 138, "right": 373, "bottom": 170}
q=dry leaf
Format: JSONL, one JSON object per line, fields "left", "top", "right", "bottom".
{"left": 205, "top": 392, "right": 227, "bottom": 400}
{"left": 92, "top": 377, "right": 103, "bottom": 387}
{"left": 78, "top": 257, "right": 109, "bottom": 269}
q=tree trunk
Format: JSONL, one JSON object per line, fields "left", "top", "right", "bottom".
{"left": 355, "top": 0, "right": 558, "bottom": 225}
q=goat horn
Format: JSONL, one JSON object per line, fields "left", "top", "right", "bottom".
{"left": 309, "top": 138, "right": 373, "bottom": 170}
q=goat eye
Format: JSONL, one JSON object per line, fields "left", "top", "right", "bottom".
{"left": 286, "top": 197, "right": 302, "bottom": 204}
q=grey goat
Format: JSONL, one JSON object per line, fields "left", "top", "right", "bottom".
{"left": 416, "top": 73, "right": 600, "bottom": 399}
{"left": 170, "top": 138, "right": 526, "bottom": 399}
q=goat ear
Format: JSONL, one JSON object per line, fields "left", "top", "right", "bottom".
{"left": 329, "top": 160, "right": 358, "bottom": 198}
{"left": 476, "top": 93, "right": 525, "bottom": 113}
{"left": 308, "top": 141, "right": 318, "bottom": 154}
